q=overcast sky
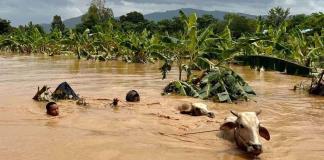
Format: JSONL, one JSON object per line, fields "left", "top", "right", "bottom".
{"left": 0, "top": 0, "right": 323, "bottom": 26}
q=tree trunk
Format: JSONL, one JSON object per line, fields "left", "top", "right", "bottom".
{"left": 178, "top": 65, "right": 182, "bottom": 81}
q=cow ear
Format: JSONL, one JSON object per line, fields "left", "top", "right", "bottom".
{"left": 220, "top": 121, "right": 237, "bottom": 130}
{"left": 259, "top": 126, "right": 270, "bottom": 141}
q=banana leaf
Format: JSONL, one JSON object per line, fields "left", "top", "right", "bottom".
{"left": 217, "top": 91, "right": 231, "bottom": 103}
{"left": 161, "top": 36, "right": 179, "bottom": 44}
{"left": 120, "top": 41, "right": 139, "bottom": 51}
{"left": 164, "top": 80, "right": 199, "bottom": 97}
{"left": 174, "top": 81, "right": 187, "bottom": 96}
{"left": 234, "top": 55, "right": 311, "bottom": 76}
{"left": 195, "top": 57, "right": 215, "bottom": 70}
{"left": 198, "top": 26, "right": 213, "bottom": 46}
{"left": 181, "top": 81, "right": 200, "bottom": 97}
{"left": 163, "top": 67, "right": 255, "bottom": 103}
{"left": 199, "top": 82, "right": 211, "bottom": 99}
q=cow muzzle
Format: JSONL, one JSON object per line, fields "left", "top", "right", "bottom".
{"left": 247, "top": 144, "right": 263, "bottom": 156}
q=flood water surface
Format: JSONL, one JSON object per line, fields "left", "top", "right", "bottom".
{"left": 1, "top": 55, "right": 324, "bottom": 160}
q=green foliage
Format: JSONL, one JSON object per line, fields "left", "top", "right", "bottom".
{"left": 224, "top": 13, "right": 257, "bottom": 38}
{"left": 287, "top": 14, "right": 307, "bottom": 30}
{"left": 266, "top": 6, "right": 290, "bottom": 28}
{"left": 0, "top": 22, "right": 50, "bottom": 54}
{"left": 120, "top": 11, "right": 145, "bottom": 23}
{"left": 76, "top": 1, "right": 114, "bottom": 33}
{"left": 197, "top": 14, "right": 217, "bottom": 30}
{"left": 299, "top": 12, "right": 324, "bottom": 34}
{"left": 157, "top": 17, "right": 184, "bottom": 35}
{"left": 163, "top": 67, "right": 256, "bottom": 102}
{"left": 0, "top": 18, "right": 12, "bottom": 34}
{"left": 118, "top": 11, "right": 159, "bottom": 33}
{"left": 154, "top": 11, "right": 257, "bottom": 103}
{"left": 79, "top": 5, "right": 101, "bottom": 32}
{"left": 1, "top": 7, "right": 322, "bottom": 68}
{"left": 120, "top": 29, "right": 163, "bottom": 63}
{"left": 91, "top": 0, "right": 114, "bottom": 20}
{"left": 154, "top": 11, "right": 265, "bottom": 81}
{"left": 51, "top": 15, "right": 65, "bottom": 32}
{"left": 153, "top": 11, "right": 205, "bottom": 80}
{"left": 239, "top": 20, "right": 324, "bottom": 69}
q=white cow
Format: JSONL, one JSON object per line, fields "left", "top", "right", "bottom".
{"left": 178, "top": 103, "right": 215, "bottom": 118}
{"left": 220, "top": 110, "right": 270, "bottom": 156}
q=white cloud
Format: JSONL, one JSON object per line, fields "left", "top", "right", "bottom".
{"left": 272, "top": 0, "right": 324, "bottom": 14}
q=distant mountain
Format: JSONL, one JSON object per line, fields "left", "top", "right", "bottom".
{"left": 40, "top": 8, "right": 257, "bottom": 32}
{"left": 64, "top": 16, "right": 82, "bottom": 28}
{"left": 144, "top": 8, "right": 257, "bottom": 21}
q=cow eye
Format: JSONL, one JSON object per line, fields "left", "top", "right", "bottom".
{"left": 240, "top": 124, "right": 245, "bottom": 128}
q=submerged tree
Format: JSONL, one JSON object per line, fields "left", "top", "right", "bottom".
{"left": 120, "top": 11, "right": 145, "bottom": 23}
{"left": 0, "top": 18, "right": 12, "bottom": 34}
{"left": 77, "top": 0, "right": 114, "bottom": 32}
{"left": 91, "top": 0, "right": 114, "bottom": 21}
{"left": 287, "top": 14, "right": 307, "bottom": 31}
{"left": 266, "top": 7, "right": 290, "bottom": 28}
{"left": 197, "top": 14, "right": 217, "bottom": 30}
{"left": 119, "top": 11, "right": 153, "bottom": 33}
{"left": 224, "top": 13, "right": 257, "bottom": 38}
{"left": 51, "top": 15, "right": 65, "bottom": 32}
{"left": 157, "top": 17, "right": 185, "bottom": 35}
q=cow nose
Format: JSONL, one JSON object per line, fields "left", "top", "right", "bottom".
{"left": 252, "top": 144, "right": 263, "bottom": 155}
{"left": 252, "top": 144, "right": 262, "bottom": 150}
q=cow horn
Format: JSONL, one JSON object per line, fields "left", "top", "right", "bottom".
{"left": 230, "top": 110, "right": 239, "bottom": 117}
{"left": 256, "top": 110, "right": 262, "bottom": 116}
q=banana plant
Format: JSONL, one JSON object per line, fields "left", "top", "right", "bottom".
{"left": 156, "top": 12, "right": 262, "bottom": 81}
{"left": 163, "top": 67, "right": 256, "bottom": 102}
{"left": 152, "top": 35, "right": 187, "bottom": 80}
{"left": 120, "top": 29, "right": 162, "bottom": 63}
{"left": 154, "top": 11, "right": 216, "bottom": 80}
{"left": 155, "top": 11, "right": 257, "bottom": 103}
{"left": 244, "top": 23, "right": 323, "bottom": 68}
{"left": 287, "top": 29, "right": 324, "bottom": 67}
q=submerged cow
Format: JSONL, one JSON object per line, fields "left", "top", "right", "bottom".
{"left": 178, "top": 103, "right": 215, "bottom": 118}
{"left": 220, "top": 110, "right": 270, "bottom": 156}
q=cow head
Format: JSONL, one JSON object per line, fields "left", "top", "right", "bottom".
{"left": 220, "top": 110, "right": 270, "bottom": 156}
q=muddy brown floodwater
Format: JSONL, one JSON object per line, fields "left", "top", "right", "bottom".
{"left": 1, "top": 55, "right": 324, "bottom": 160}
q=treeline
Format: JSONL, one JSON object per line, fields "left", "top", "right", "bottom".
{"left": 0, "top": 0, "right": 322, "bottom": 67}
{"left": 1, "top": 3, "right": 323, "bottom": 38}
